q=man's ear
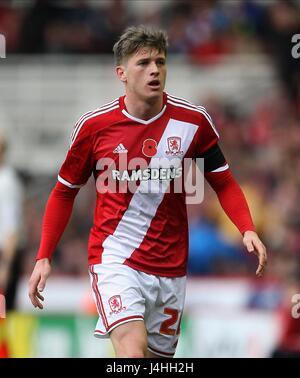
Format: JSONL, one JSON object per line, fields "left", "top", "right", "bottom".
{"left": 115, "top": 65, "right": 127, "bottom": 83}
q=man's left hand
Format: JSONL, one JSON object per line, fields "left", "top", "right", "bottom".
{"left": 243, "top": 231, "right": 267, "bottom": 277}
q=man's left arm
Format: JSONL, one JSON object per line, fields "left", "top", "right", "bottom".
{"left": 203, "top": 145, "right": 267, "bottom": 276}
{"left": 205, "top": 168, "right": 267, "bottom": 276}
{"left": 195, "top": 112, "right": 267, "bottom": 276}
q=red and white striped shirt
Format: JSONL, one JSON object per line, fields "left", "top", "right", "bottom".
{"left": 58, "top": 92, "right": 224, "bottom": 277}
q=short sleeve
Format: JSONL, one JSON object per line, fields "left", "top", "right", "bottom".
{"left": 193, "top": 110, "right": 229, "bottom": 172}
{"left": 194, "top": 111, "right": 219, "bottom": 156}
{"left": 58, "top": 118, "right": 93, "bottom": 188}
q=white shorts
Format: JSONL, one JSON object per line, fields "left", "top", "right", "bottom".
{"left": 89, "top": 263, "right": 186, "bottom": 358}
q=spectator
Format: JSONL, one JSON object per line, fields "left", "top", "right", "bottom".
{"left": 0, "top": 131, "right": 24, "bottom": 311}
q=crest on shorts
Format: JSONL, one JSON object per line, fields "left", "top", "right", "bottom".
{"left": 108, "top": 295, "right": 126, "bottom": 315}
{"left": 166, "top": 136, "right": 183, "bottom": 156}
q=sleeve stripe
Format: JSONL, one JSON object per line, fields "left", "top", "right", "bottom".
{"left": 70, "top": 105, "right": 119, "bottom": 147}
{"left": 70, "top": 111, "right": 93, "bottom": 142}
{"left": 70, "top": 99, "right": 119, "bottom": 144}
{"left": 167, "top": 93, "right": 214, "bottom": 124}
{"left": 167, "top": 99, "right": 219, "bottom": 138}
{"left": 57, "top": 175, "right": 84, "bottom": 189}
{"left": 211, "top": 164, "right": 229, "bottom": 173}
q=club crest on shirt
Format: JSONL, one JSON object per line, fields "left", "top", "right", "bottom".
{"left": 108, "top": 295, "right": 126, "bottom": 315}
{"left": 166, "top": 136, "right": 183, "bottom": 156}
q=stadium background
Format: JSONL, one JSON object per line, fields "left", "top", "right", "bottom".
{"left": 0, "top": 0, "right": 300, "bottom": 358}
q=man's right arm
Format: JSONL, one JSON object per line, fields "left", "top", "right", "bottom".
{"left": 28, "top": 181, "right": 79, "bottom": 309}
{"left": 29, "top": 112, "right": 93, "bottom": 308}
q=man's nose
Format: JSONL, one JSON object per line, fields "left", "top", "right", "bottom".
{"left": 150, "top": 62, "right": 159, "bottom": 75}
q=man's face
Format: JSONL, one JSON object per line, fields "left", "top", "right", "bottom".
{"left": 117, "top": 47, "right": 167, "bottom": 101}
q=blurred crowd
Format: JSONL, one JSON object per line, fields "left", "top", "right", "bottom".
{"left": 0, "top": 0, "right": 299, "bottom": 286}
{"left": 1, "top": 0, "right": 300, "bottom": 101}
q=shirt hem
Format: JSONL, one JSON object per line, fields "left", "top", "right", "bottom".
{"left": 87, "top": 257, "right": 186, "bottom": 278}
{"left": 123, "top": 260, "right": 186, "bottom": 278}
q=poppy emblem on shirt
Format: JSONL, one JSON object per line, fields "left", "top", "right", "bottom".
{"left": 108, "top": 295, "right": 126, "bottom": 315}
{"left": 166, "top": 136, "right": 183, "bottom": 156}
{"left": 142, "top": 138, "right": 157, "bottom": 157}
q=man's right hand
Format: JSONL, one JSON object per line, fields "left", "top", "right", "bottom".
{"left": 28, "top": 258, "right": 51, "bottom": 309}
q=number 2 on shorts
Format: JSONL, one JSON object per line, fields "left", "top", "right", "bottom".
{"left": 159, "top": 308, "right": 181, "bottom": 336}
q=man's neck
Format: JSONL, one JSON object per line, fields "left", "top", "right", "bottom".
{"left": 124, "top": 93, "right": 163, "bottom": 121}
